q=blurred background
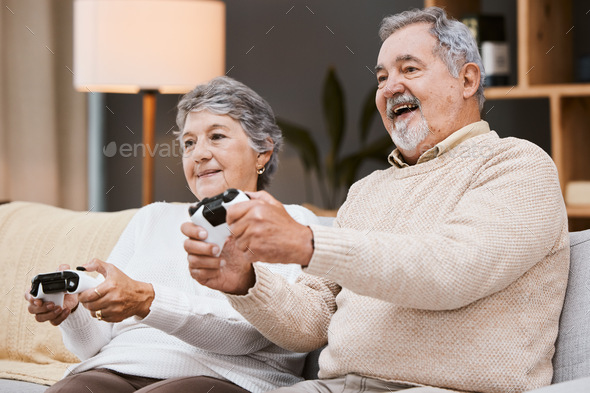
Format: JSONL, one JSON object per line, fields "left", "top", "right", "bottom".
{"left": 1, "top": 0, "right": 589, "bottom": 229}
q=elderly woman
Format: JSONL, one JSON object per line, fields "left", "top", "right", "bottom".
{"left": 25, "top": 76, "right": 318, "bottom": 393}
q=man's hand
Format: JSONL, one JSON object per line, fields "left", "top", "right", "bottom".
{"left": 77, "top": 259, "right": 154, "bottom": 322}
{"left": 25, "top": 264, "right": 79, "bottom": 326}
{"left": 181, "top": 222, "right": 256, "bottom": 295}
{"left": 227, "top": 191, "right": 314, "bottom": 267}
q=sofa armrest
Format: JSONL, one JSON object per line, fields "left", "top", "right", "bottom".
{"left": 552, "top": 230, "right": 590, "bottom": 384}
{"left": 0, "top": 202, "right": 137, "bottom": 385}
{"left": 526, "top": 377, "right": 590, "bottom": 393}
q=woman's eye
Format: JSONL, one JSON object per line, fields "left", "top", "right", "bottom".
{"left": 211, "top": 133, "right": 226, "bottom": 141}
{"left": 183, "top": 140, "right": 195, "bottom": 150}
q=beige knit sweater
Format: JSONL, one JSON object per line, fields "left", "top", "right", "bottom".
{"left": 229, "top": 122, "right": 570, "bottom": 393}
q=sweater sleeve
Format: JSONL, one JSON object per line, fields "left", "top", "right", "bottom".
{"left": 305, "top": 144, "right": 567, "bottom": 311}
{"left": 139, "top": 204, "right": 325, "bottom": 354}
{"left": 139, "top": 283, "right": 276, "bottom": 355}
{"left": 228, "top": 265, "right": 341, "bottom": 353}
{"left": 58, "top": 207, "right": 143, "bottom": 359}
{"left": 227, "top": 207, "right": 341, "bottom": 353}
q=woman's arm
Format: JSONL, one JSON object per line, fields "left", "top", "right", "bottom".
{"left": 58, "top": 207, "right": 145, "bottom": 359}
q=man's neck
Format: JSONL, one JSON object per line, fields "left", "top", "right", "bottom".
{"left": 400, "top": 116, "right": 482, "bottom": 165}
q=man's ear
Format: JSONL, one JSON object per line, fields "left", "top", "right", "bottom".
{"left": 461, "top": 62, "right": 481, "bottom": 100}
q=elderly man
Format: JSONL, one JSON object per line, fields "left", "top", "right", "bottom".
{"left": 182, "top": 7, "right": 569, "bottom": 393}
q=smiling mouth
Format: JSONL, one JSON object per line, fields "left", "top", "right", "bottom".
{"left": 391, "top": 103, "right": 419, "bottom": 118}
{"left": 197, "top": 170, "right": 220, "bottom": 178}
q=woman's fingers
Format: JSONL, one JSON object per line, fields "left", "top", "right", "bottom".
{"left": 189, "top": 266, "right": 222, "bottom": 285}
{"left": 184, "top": 237, "right": 219, "bottom": 257}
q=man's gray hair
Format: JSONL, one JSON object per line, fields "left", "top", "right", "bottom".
{"left": 176, "top": 76, "right": 282, "bottom": 191}
{"left": 379, "top": 7, "right": 486, "bottom": 111}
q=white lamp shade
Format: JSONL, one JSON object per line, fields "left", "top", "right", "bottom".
{"left": 74, "top": 0, "right": 225, "bottom": 94}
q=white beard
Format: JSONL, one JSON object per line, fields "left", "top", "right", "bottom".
{"left": 389, "top": 110, "right": 431, "bottom": 152}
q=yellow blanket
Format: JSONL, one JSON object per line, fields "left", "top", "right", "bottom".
{"left": 0, "top": 202, "right": 136, "bottom": 385}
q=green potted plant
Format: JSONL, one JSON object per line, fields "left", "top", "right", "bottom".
{"left": 277, "top": 67, "right": 393, "bottom": 211}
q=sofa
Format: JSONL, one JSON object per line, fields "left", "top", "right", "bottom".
{"left": 0, "top": 201, "right": 589, "bottom": 392}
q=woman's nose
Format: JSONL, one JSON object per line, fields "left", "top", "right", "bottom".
{"left": 191, "top": 140, "right": 213, "bottom": 162}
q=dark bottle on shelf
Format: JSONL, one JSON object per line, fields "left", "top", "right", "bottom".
{"left": 462, "top": 14, "right": 510, "bottom": 86}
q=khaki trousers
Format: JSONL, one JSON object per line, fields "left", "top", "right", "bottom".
{"left": 269, "top": 374, "right": 457, "bottom": 393}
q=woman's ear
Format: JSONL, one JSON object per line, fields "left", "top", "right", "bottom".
{"left": 461, "top": 62, "right": 481, "bottom": 100}
{"left": 257, "top": 137, "right": 274, "bottom": 168}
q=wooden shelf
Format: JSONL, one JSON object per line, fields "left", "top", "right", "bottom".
{"left": 485, "top": 84, "right": 590, "bottom": 100}
{"left": 425, "top": 0, "right": 590, "bottom": 225}
{"left": 567, "top": 205, "right": 590, "bottom": 218}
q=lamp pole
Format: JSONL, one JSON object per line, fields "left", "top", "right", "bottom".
{"left": 142, "top": 90, "right": 157, "bottom": 205}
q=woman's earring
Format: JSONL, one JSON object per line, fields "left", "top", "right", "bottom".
{"left": 257, "top": 166, "right": 266, "bottom": 175}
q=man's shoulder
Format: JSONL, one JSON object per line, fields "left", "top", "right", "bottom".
{"left": 483, "top": 132, "right": 554, "bottom": 166}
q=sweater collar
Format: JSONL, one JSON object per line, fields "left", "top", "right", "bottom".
{"left": 388, "top": 120, "right": 491, "bottom": 168}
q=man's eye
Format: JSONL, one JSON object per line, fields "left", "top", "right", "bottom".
{"left": 404, "top": 66, "right": 418, "bottom": 73}
{"left": 377, "top": 75, "right": 387, "bottom": 87}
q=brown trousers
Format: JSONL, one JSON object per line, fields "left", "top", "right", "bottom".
{"left": 45, "top": 369, "right": 250, "bottom": 393}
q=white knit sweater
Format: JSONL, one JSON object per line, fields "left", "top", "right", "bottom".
{"left": 59, "top": 202, "right": 318, "bottom": 393}
{"left": 229, "top": 122, "right": 570, "bottom": 393}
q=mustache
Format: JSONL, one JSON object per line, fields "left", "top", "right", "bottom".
{"left": 386, "top": 94, "right": 421, "bottom": 119}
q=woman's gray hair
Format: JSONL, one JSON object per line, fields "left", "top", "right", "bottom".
{"left": 176, "top": 76, "right": 282, "bottom": 191}
{"left": 379, "top": 7, "right": 486, "bottom": 111}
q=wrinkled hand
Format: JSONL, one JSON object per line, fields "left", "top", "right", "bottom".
{"left": 25, "top": 264, "right": 79, "bottom": 326}
{"left": 181, "top": 222, "right": 256, "bottom": 295}
{"left": 77, "top": 259, "right": 154, "bottom": 323}
{"left": 226, "top": 191, "right": 314, "bottom": 266}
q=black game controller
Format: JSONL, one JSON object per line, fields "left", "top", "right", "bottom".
{"left": 188, "top": 188, "right": 250, "bottom": 256}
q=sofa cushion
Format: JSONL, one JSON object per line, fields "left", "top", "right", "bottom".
{"left": 0, "top": 202, "right": 136, "bottom": 385}
{"left": 552, "top": 229, "right": 590, "bottom": 383}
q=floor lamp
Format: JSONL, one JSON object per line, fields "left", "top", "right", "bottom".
{"left": 73, "top": 0, "right": 225, "bottom": 206}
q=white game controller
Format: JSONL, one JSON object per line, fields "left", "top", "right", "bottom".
{"left": 188, "top": 188, "right": 250, "bottom": 257}
{"left": 30, "top": 268, "right": 104, "bottom": 307}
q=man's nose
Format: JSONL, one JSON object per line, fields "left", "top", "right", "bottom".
{"left": 383, "top": 75, "right": 405, "bottom": 98}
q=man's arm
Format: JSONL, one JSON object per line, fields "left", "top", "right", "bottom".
{"left": 227, "top": 149, "right": 566, "bottom": 311}
{"left": 227, "top": 264, "right": 341, "bottom": 353}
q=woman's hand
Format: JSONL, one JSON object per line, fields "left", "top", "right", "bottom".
{"left": 77, "top": 259, "right": 154, "bottom": 323}
{"left": 24, "top": 264, "right": 79, "bottom": 326}
{"left": 181, "top": 222, "right": 256, "bottom": 295}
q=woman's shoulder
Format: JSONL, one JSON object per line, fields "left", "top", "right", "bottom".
{"left": 283, "top": 204, "right": 320, "bottom": 225}
{"left": 132, "top": 201, "right": 192, "bottom": 225}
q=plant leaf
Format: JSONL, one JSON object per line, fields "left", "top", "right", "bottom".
{"left": 339, "top": 134, "right": 393, "bottom": 188}
{"left": 359, "top": 85, "right": 379, "bottom": 144}
{"left": 276, "top": 118, "right": 322, "bottom": 178}
{"left": 323, "top": 67, "right": 345, "bottom": 158}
